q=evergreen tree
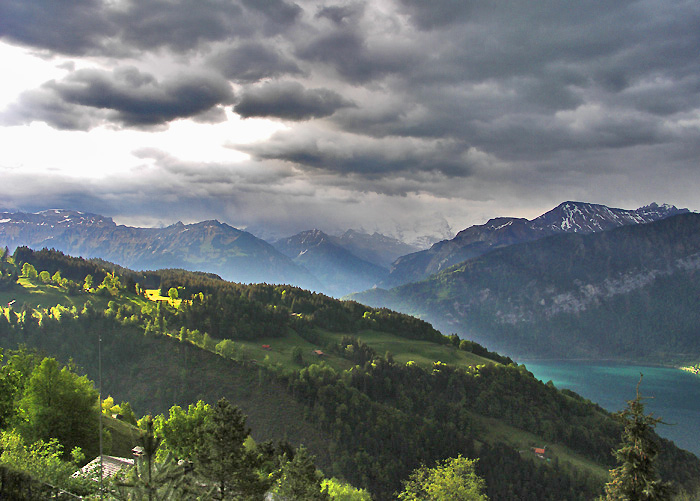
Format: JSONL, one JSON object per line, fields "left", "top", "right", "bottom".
{"left": 195, "top": 398, "right": 267, "bottom": 500}
{"left": 113, "top": 420, "right": 207, "bottom": 501}
{"left": 113, "top": 453, "right": 201, "bottom": 501}
{"left": 140, "top": 416, "right": 162, "bottom": 500}
{"left": 601, "top": 376, "right": 672, "bottom": 500}
{"left": 273, "top": 446, "right": 329, "bottom": 501}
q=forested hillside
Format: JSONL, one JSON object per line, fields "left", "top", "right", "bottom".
{"left": 0, "top": 247, "right": 698, "bottom": 499}
{"left": 354, "top": 213, "right": 700, "bottom": 363}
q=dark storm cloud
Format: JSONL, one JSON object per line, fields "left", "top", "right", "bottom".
{"left": 315, "top": 4, "right": 365, "bottom": 25}
{"left": 296, "top": 29, "right": 418, "bottom": 84}
{"left": 235, "top": 81, "right": 354, "bottom": 120}
{"left": 0, "top": 0, "right": 116, "bottom": 55}
{"left": 112, "top": 0, "right": 301, "bottom": 53}
{"left": 113, "top": 0, "right": 248, "bottom": 53}
{"left": 0, "top": 0, "right": 301, "bottom": 56}
{"left": 240, "top": 128, "right": 472, "bottom": 179}
{"left": 398, "top": 0, "right": 477, "bottom": 30}
{"left": 209, "top": 43, "right": 303, "bottom": 83}
{"left": 240, "top": 0, "right": 302, "bottom": 28}
{"left": 4, "top": 67, "right": 234, "bottom": 130}
{"left": 1, "top": 88, "right": 95, "bottom": 131}
{"left": 327, "top": 2, "right": 700, "bottom": 161}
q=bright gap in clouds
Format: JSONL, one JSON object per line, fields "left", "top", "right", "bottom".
{"left": 1, "top": 39, "right": 286, "bottom": 179}
{"left": 0, "top": 43, "right": 67, "bottom": 103}
{"left": 1, "top": 111, "right": 286, "bottom": 179}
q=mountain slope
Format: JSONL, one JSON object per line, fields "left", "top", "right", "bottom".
{"left": 382, "top": 202, "right": 689, "bottom": 288}
{"left": 0, "top": 210, "right": 318, "bottom": 288}
{"left": 353, "top": 213, "right": 700, "bottom": 361}
{"left": 3, "top": 248, "right": 700, "bottom": 499}
{"left": 273, "top": 229, "right": 388, "bottom": 296}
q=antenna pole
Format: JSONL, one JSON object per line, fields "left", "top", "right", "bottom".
{"left": 99, "top": 333, "right": 104, "bottom": 499}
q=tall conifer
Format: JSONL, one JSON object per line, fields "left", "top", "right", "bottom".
{"left": 602, "top": 376, "right": 672, "bottom": 500}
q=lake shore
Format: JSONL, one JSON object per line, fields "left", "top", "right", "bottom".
{"left": 517, "top": 357, "right": 699, "bottom": 373}
{"left": 524, "top": 360, "right": 700, "bottom": 457}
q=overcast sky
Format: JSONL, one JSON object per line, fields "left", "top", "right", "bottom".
{"left": 1, "top": 0, "right": 698, "bottom": 243}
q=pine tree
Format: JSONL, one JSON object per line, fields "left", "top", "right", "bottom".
{"left": 601, "top": 375, "right": 672, "bottom": 501}
{"left": 273, "top": 446, "right": 329, "bottom": 500}
{"left": 195, "top": 398, "right": 268, "bottom": 500}
{"left": 114, "top": 416, "right": 209, "bottom": 500}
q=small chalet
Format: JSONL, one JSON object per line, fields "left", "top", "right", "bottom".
{"left": 262, "top": 344, "right": 271, "bottom": 350}
{"left": 531, "top": 446, "right": 547, "bottom": 459}
{"left": 312, "top": 349, "right": 324, "bottom": 357}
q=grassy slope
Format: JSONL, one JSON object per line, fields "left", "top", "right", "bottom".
{"left": 103, "top": 417, "right": 141, "bottom": 459}
{"left": 472, "top": 412, "right": 608, "bottom": 481}
{"left": 10, "top": 277, "right": 105, "bottom": 309}
{"left": 230, "top": 328, "right": 493, "bottom": 372}
{"left": 109, "top": 338, "right": 335, "bottom": 468}
{"left": 93, "top": 334, "right": 616, "bottom": 483}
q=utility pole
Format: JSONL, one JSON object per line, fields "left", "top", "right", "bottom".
{"left": 99, "top": 333, "right": 104, "bottom": 499}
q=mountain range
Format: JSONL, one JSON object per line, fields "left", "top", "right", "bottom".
{"left": 0, "top": 210, "right": 319, "bottom": 289}
{"left": 0, "top": 201, "right": 691, "bottom": 304}
{"left": 381, "top": 202, "right": 689, "bottom": 288}
{"left": 0, "top": 202, "right": 688, "bottom": 297}
{"left": 0, "top": 209, "right": 414, "bottom": 296}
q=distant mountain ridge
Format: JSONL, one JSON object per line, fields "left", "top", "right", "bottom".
{"left": 0, "top": 202, "right": 690, "bottom": 297}
{"left": 382, "top": 202, "right": 689, "bottom": 287}
{"left": 0, "top": 210, "right": 415, "bottom": 296}
{"left": 333, "top": 229, "right": 420, "bottom": 268}
{"left": 272, "top": 229, "right": 388, "bottom": 296}
{"left": 0, "top": 209, "right": 319, "bottom": 288}
{"left": 353, "top": 212, "right": 700, "bottom": 361}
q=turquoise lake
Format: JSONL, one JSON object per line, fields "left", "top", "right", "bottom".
{"left": 522, "top": 360, "right": 700, "bottom": 457}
